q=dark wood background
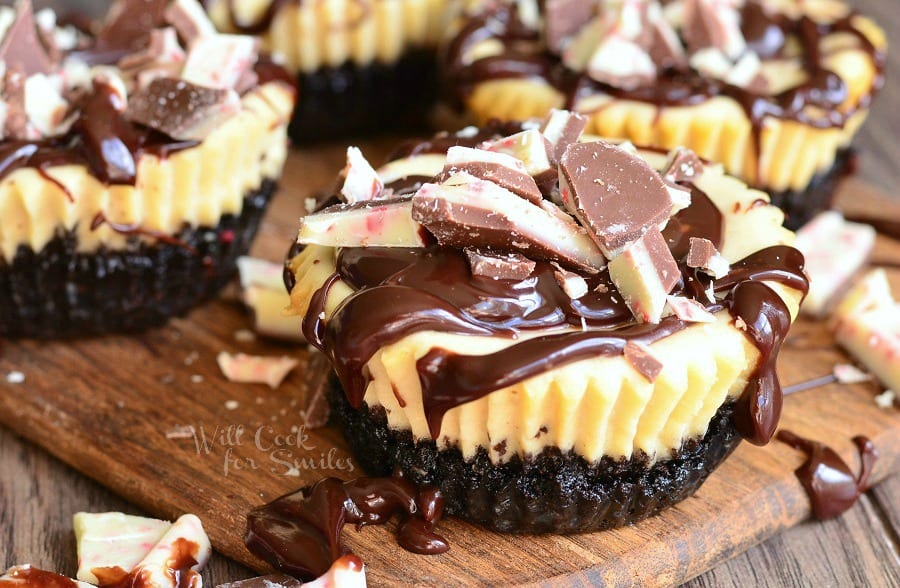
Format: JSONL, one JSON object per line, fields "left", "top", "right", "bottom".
{"left": 2, "top": 1, "right": 899, "bottom": 586}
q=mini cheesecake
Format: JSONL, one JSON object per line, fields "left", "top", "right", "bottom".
{"left": 443, "top": 0, "right": 886, "bottom": 228}
{"left": 205, "top": 0, "right": 453, "bottom": 141}
{"left": 286, "top": 115, "right": 808, "bottom": 533}
{"left": 0, "top": 0, "right": 294, "bottom": 338}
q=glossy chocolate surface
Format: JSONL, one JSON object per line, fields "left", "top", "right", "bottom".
{"left": 246, "top": 475, "right": 447, "bottom": 580}
{"left": 777, "top": 430, "right": 878, "bottom": 520}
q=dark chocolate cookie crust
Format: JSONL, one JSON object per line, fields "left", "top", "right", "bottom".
{"left": 769, "top": 148, "right": 854, "bottom": 230}
{"left": 328, "top": 380, "right": 742, "bottom": 534}
{"left": 289, "top": 50, "right": 438, "bottom": 144}
{"left": 0, "top": 180, "right": 276, "bottom": 338}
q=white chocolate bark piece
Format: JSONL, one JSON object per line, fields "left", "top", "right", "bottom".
{"left": 833, "top": 269, "right": 900, "bottom": 392}
{"left": 479, "top": 128, "right": 555, "bottom": 179}
{"left": 128, "top": 514, "right": 210, "bottom": 588}
{"left": 340, "top": 147, "right": 384, "bottom": 204}
{"left": 217, "top": 352, "right": 299, "bottom": 389}
{"left": 794, "top": 211, "right": 876, "bottom": 317}
{"left": 236, "top": 257, "right": 302, "bottom": 342}
{"left": 165, "top": 0, "right": 216, "bottom": 46}
{"left": 608, "top": 229, "right": 680, "bottom": 324}
{"left": 182, "top": 33, "right": 258, "bottom": 90}
{"left": 297, "top": 198, "right": 426, "bottom": 248}
{"left": 412, "top": 172, "right": 606, "bottom": 273}
{"left": 1, "top": 565, "right": 93, "bottom": 587}
{"left": 74, "top": 512, "right": 171, "bottom": 585}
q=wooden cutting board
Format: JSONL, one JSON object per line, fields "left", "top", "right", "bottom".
{"left": 1, "top": 146, "right": 899, "bottom": 587}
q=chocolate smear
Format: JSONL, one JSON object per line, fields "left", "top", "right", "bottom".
{"left": 777, "top": 430, "right": 877, "bottom": 520}
{"left": 245, "top": 476, "right": 448, "bottom": 581}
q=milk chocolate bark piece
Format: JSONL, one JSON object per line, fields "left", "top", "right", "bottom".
{"left": 465, "top": 249, "right": 536, "bottom": 281}
{"left": 559, "top": 140, "right": 673, "bottom": 258}
{"left": 298, "top": 197, "right": 427, "bottom": 248}
{"left": 540, "top": 109, "right": 588, "bottom": 162}
{"left": 553, "top": 264, "right": 589, "bottom": 299}
{"left": 624, "top": 341, "right": 664, "bottom": 382}
{"left": 663, "top": 147, "right": 704, "bottom": 184}
{"left": 340, "top": 146, "right": 384, "bottom": 203}
{"left": 544, "top": 0, "right": 596, "bottom": 54}
{"left": 125, "top": 77, "right": 240, "bottom": 141}
{"left": 444, "top": 146, "right": 543, "bottom": 205}
{"left": 217, "top": 576, "right": 302, "bottom": 588}
{"left": 95, "top": 0, "right": 169, "bottom": 55}
{"left": 118, "top": 27, "right": 185, "bottom": 75}
{"left": 608, "top": 229, "right": 680, "bottom": 323}
{"left": 412, "top": 173, "right": 605, "bottom": 273}
{"left": 0, "top": 0, "right": 53, "bottom": 76}
{"left": 682, "top": 0, "right": 746, "bottom": 59}
{"left": 687, "top": 237, "right": 730, "bottom": 278}
{"left": 666, "top": 295, "right": 716, "bottom": 323}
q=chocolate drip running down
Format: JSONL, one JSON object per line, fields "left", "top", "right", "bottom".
{"left": 776, "top": 430, "right": 878, "bottom": 520}
{"left": 245, "top": 475, "right": 448, "bottom": 581}
{"left": 444, "top": 2, "right": 885, "bottom": 171}
{"left": 91, "top": 538, "right": 202, "bottom": 588}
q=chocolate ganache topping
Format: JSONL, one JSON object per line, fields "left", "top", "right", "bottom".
{"left": 443, "top": 0, "right": 885, "bottom": 166}
{"left": 292, "top": 118, "right": 808, "bottom": 447}
{"left": 0, "top": 0, "right": 285, "bottom": 186}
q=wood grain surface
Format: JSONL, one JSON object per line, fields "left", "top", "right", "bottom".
{"left": 2, "top": 0, "right": 899, "bottom": 586}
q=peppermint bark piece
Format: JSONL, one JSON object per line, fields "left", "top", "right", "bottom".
{"left": 297, "top": 197, "right": 427, "bottom": 248}
{"left": 465, "top": 249, "right": 536, "bottom": 281}
{"left": 340, "top": 146, "right": 384, "bottom": 203}
{"left": 444, "top": 145, "right": 543, "bottom": 204}
{"left": 559, "top": 140, "right": 673, "bottom": 258}
{"left": 608, "top": 229, "right": 680, "bottom": 323}
{"left": 412, "top": 173, "right": 606, "bottom": 273}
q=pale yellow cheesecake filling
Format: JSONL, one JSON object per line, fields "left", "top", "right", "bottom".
{"left": 455, "top": 4, "right": 885, "bottom": 193}
{"left": 0, "top": 82, "right": 293, "bottom": 262}
{"left": 287, "top": 148, "right": 803, "bottom": 464}
{"left": 207, "top": 0, "right": 453, "bottom": 73}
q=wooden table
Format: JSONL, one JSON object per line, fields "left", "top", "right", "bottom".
{"left": 2, "top": 1, "right": 899, "bottom": 586}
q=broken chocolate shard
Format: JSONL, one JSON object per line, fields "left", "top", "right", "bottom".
{"left": 412, "top": 173, "right": 605, "bottom": 273}
{"left": 624, "top": 341, "right": 664, "bottom": 382}
{"left": 216, "top": 575, "right": 302, "bottom": 588}
{"left": 544, "top": 0, "right": 597, "bottom": 54}
{"left": 443, "top": 145, "right": 543, "bottom": 205}
{"left": 94, "top": 0, "right": 170, "bottom": 57}
{"left": 465, "top": 249, "right": 536, "bottom": 281}
{"left": 0, "top": 0, "right": 54, "bottom": 77}
{"left": 587, "top": 36, "right": 657, "bottom": 90}
{"left": 117, "top": 27, "right": 185, "bottom": 74}
{"left": 687, "top": 237, "right": 730, "bottom": 278}
{"left": 558, "top": 140, "right": 673, "bottom": 258}
{"left": 2, "top": 68, "right": 30, "bottom": 140}
{"left": 540, "top": 109, "right": 588, "bottom": 163}
{"left": 682, "top": 0, "right": 747, "bottom": 60}
{"left": 125, "top": 77, "right": 240, "bottom": 141}
{"left": 608, "top": 229, "right": 680, "bottom": 324}
{"left": 181, "top": 33, "right": 258, "bottom": 90}
{"left": 553, "top": 264, "right": 589, "bottom": 300}
{"left": 663, "top": 147, "right": 704, "bottom": 184}
{"left": 646, "top": 4, "right": 687, "bottom": 70}
{"left": 665, "top": 295, "right": 716, "bottom": 323}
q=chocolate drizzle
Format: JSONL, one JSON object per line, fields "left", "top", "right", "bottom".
{"left": 92, "top": 538, "right": 202, "bottom": 588}
{"left": 245, "top": 475, "right": 448, "bottom": 581}
{"left": 0, "top": 567, "right": 79, "bottom": 588}
{"left": 777, "top": 430, "right": 878, "bottom": 520}
{"left": 444, "top": 2, "right": 885, "bottom": 172}
{"left": 0, "top": 81, "right": 198, "bottom": 186}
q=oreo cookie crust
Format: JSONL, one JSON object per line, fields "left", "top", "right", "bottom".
{"left": 0, "top": 180, "right": 276, "bottom": 339}
{"left": 328, "top": 378, "right": 742, "bottom": 534}
{"left": 769, "top": 149, "right": 855, "bottom": 230}
{"left": 289, "top": 50, "right": 438, "bottom": 143}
